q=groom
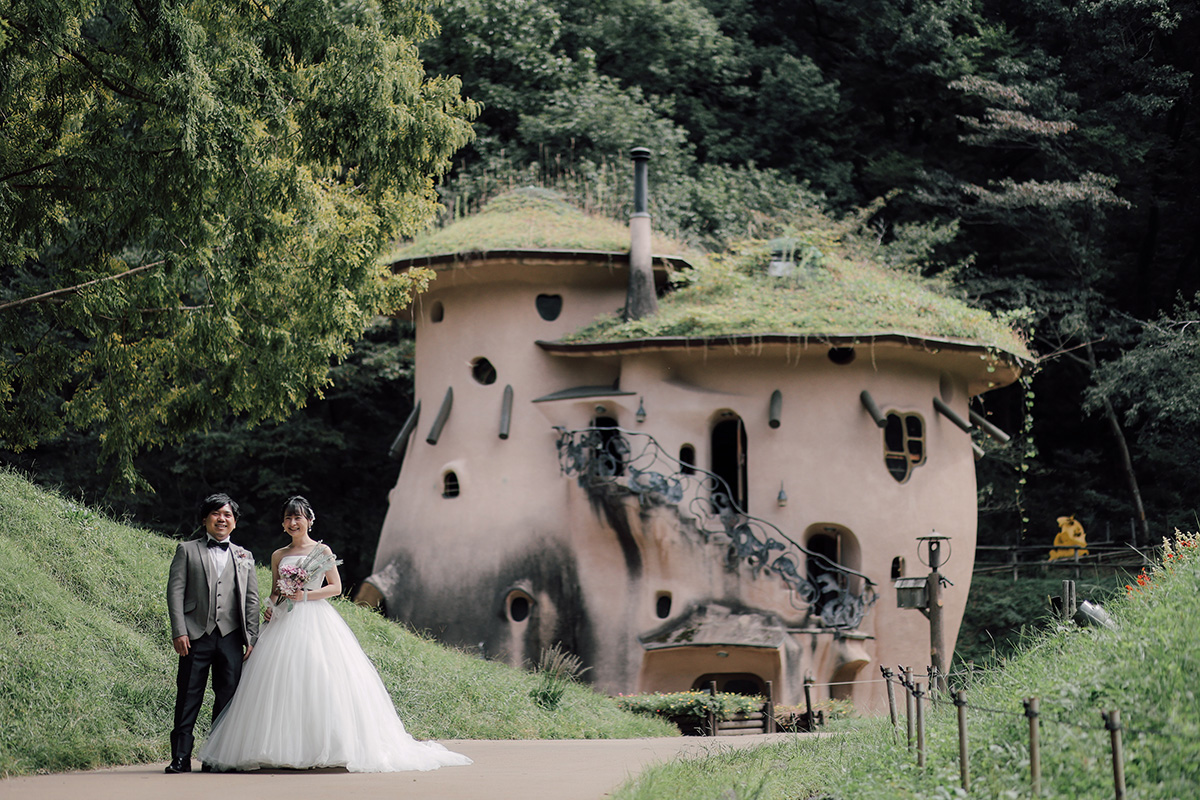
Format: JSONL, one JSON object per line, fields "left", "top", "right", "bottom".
{"left": 165, "top": 493, "right": 260, "bottom": 773}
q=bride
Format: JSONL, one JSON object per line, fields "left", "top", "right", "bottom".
{"left": 198, "top": 496, "right": 472, "bottom": 773}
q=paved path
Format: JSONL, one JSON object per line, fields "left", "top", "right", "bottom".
{"left": 0, "top": 734, "right": 806, "bottom": 800}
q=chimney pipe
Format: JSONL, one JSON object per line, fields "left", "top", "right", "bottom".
{"left": 624, "top": 147, "right": 658, "bottom": 321}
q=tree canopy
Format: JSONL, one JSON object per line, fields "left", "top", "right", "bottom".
{"left": 3, "top": 0, "right": 1200, "bottom": 578}
{"left": 0, "top": 0, "right": 477, "bottom": 483}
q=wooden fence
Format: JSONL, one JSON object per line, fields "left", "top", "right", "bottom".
{"left": 974, "top": 542, "right": 1151, "bottom": 581}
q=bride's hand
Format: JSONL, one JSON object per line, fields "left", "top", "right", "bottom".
{"left": 263, "top": 604, "right": 274, "bottom": 622}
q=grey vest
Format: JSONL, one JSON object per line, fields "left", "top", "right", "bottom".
{"left": 207, "top": 554, "right": 240, "bottom": 637}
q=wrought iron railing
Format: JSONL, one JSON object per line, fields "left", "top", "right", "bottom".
{"left": 554, "top": 426, "right": 877, "bottom": 629}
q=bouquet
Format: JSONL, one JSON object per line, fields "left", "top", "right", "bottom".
{"left": 275, "top": 545, "right": 342, "bottom": 612}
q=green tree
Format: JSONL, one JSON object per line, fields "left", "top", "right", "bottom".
{"left": 0, "top": 0, "right": 477, "bottom": 485}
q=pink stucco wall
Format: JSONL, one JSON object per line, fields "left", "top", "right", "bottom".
{"left": 367, "top": 253, "right": 1020, "bottom": 711}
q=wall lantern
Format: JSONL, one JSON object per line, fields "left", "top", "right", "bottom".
{"left": 636, "top": 397, "right": 647, "bottom": 423}
{"left": 777, "top": 483, "right": 788, "bottom": 507}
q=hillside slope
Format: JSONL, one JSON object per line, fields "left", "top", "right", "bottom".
{"left": 613, "top": 531, "right": 1200, "bottom": 798}
{"left": 0, "top": 469, "right": 673, "bottom": 777}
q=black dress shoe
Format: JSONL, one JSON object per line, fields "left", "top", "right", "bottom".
{"left": 164, "top": 756, "right": 192, "bottom": 773}
{"left": 200, "top": 762, "right": 212, "bottom": 773}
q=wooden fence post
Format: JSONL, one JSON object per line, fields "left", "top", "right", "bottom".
{"left": 707, "top": 681, "right": 718, "bottom": 737}
{"left": 1061, "top": 579, "right": 1076, "bottom": 620}
{"left": 882, "top": 667, "right": 899, "bottom": 738}
{"left": 764, "top": 680, "right": 776, "bottom": 733}
{"left": 904, "top": 666, "right": 915, "bottom": 750}
{"left": 1025, "top": 697, "right": 1041, "bottom": 796}
{"left": 1103, "top": 710, "right": 1127, "bottom": 800}
{"left": 955, "top": 690, "right": 970, "bottom": 792}
{"left": 914, "top": 681, "right": 926, "bottom": 768}
{"left": 803, "top": 675, "right": 815, "bottom": 731}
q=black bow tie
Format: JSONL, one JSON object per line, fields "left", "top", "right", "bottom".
{"left": 207, "top": 539, "right": 230, "bottom": 550}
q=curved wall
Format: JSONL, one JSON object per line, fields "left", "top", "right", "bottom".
{"left": 370, "top": 257, "right": 1000, "bottom": 709}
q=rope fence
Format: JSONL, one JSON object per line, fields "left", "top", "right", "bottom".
{"left": 874, "top": 663, "right": 1200, "bottom": 798}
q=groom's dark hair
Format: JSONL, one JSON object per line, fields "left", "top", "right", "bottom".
{"left": 199, "top": 493, "right": 240, "bottom": 522}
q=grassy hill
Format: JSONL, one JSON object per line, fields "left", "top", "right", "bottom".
{"left": 0, "top": 468, "right": 674, "bottom": 777}
{"left": 614, "top": 531, "right": 1200, "bottom": 799}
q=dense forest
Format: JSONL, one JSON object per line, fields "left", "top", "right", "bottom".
{"left": 3, "top": 0, "right": 1198, "bottom": 591}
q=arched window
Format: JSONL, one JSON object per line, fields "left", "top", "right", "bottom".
{"left": 803, "top": 525, "right": 864, "bottom": 627}
{"left": 691, "top": 673, "right": 767, "bottom": 697}
{"left": 655, "top": 592, "right": 672, "bottom": 619}
{"left": 807, "top": 532, "right": 842, "bottom": 620}
{"left": 679, "top": 444, "right": 696, "bottom": 475}
{"left": 442, "top": 471, "right": 460, "bottom": 498}
{"left": 430, "top": 301, "right": 444, "bottom": 323}
{"left": 711, "top": 415, "right": 748, "bottom": 512}
{"left": 884, "top": 412, "right": 926, "bottom": 482}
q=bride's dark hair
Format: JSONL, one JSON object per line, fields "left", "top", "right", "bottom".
{"left": 281, "top": 495, "right": 316, "bottom": 522}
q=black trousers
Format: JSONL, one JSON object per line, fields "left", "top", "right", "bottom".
{"left": 170, "top": 629, "right": 245, "bottom": 760}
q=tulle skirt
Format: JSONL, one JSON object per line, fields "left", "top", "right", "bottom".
{"left": 197, "top": 599, "right": 472, "bottom": 773}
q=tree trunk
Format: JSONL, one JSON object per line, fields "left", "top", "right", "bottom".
{"left": 1085, "top": 343, "right": 1151, "bottom": 544}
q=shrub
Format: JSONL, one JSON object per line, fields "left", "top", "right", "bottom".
{"left": 616, "top": 691, "right": 765, "bottom": 721}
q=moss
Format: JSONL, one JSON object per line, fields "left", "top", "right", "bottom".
{"left": 387, "top": 190, "right": 1029, "bottom": 360}
{"left": 382, "top": 187, "right": 697, "bottom": 261}
{"left": 562, "top": 245, "right": 1031, "bottom": 359}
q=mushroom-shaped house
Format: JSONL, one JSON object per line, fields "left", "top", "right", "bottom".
{"left": 359, "top": 184, "right": 1029, "bottom": 711}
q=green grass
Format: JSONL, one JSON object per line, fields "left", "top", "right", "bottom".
{"left": 0, "top": 468, "right": 674, "bottom": 777}
{"left": 562, "top": 247, "right": 1030, "bottom": 360}
{"left": 955, "top": 572, "right": 1129, "bottom": 667}
{"left": 614, "top": 533, "right": 1200, "bottom": 799}
{"left": 380, "top": 187, "right": 697, "bottom": 262}
{"left": 383, "top": 188, "right": 1028, "bottom": 361}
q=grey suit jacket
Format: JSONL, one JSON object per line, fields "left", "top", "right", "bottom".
{"left": 167, "top": 538, "right": 260, "bottom": 646}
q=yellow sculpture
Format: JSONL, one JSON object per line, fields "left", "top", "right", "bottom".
{"left": 1048, "top": 515, "right": 1088, "bottom": 561}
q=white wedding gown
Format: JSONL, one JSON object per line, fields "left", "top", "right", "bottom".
{"left": 198, "top": 555, "right": 472, "bottom": 772}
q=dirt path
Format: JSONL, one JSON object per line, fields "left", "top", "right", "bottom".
{"left": 0, "top": 734, "right": 806, "bottom": 800}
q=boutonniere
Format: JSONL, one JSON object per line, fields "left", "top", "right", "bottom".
{"left": 235, "top": 549, "right": 252, "bottom": 561}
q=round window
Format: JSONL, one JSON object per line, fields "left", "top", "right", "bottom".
{"left": 828, "top": 347, "right": 856, "bottom": 365}
{"left": 507, "top": 592, "right": 531, "bottom": 622}
{"left": 472, "top": 357, "right": 497, "bottom": 385}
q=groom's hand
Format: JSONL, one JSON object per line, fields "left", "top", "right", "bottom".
{"left": 173, "top": 635, "right": 191, "bottom": 657}
{"left": 243, "top": 644, "right": 253, "bottom": 662}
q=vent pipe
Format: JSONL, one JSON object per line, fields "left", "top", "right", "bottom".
{"left": 624, "top": 147, "right": 658, "bottom": 321}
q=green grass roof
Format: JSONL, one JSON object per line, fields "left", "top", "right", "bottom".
{"left": 382, "top": 187, "right": 695, "bottom": 260}
{"left": 561, "top": 251, "right": 1031, "bottom": 361}
{"left": 386, "top": 189, "right": 1030, "bottom": 361}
